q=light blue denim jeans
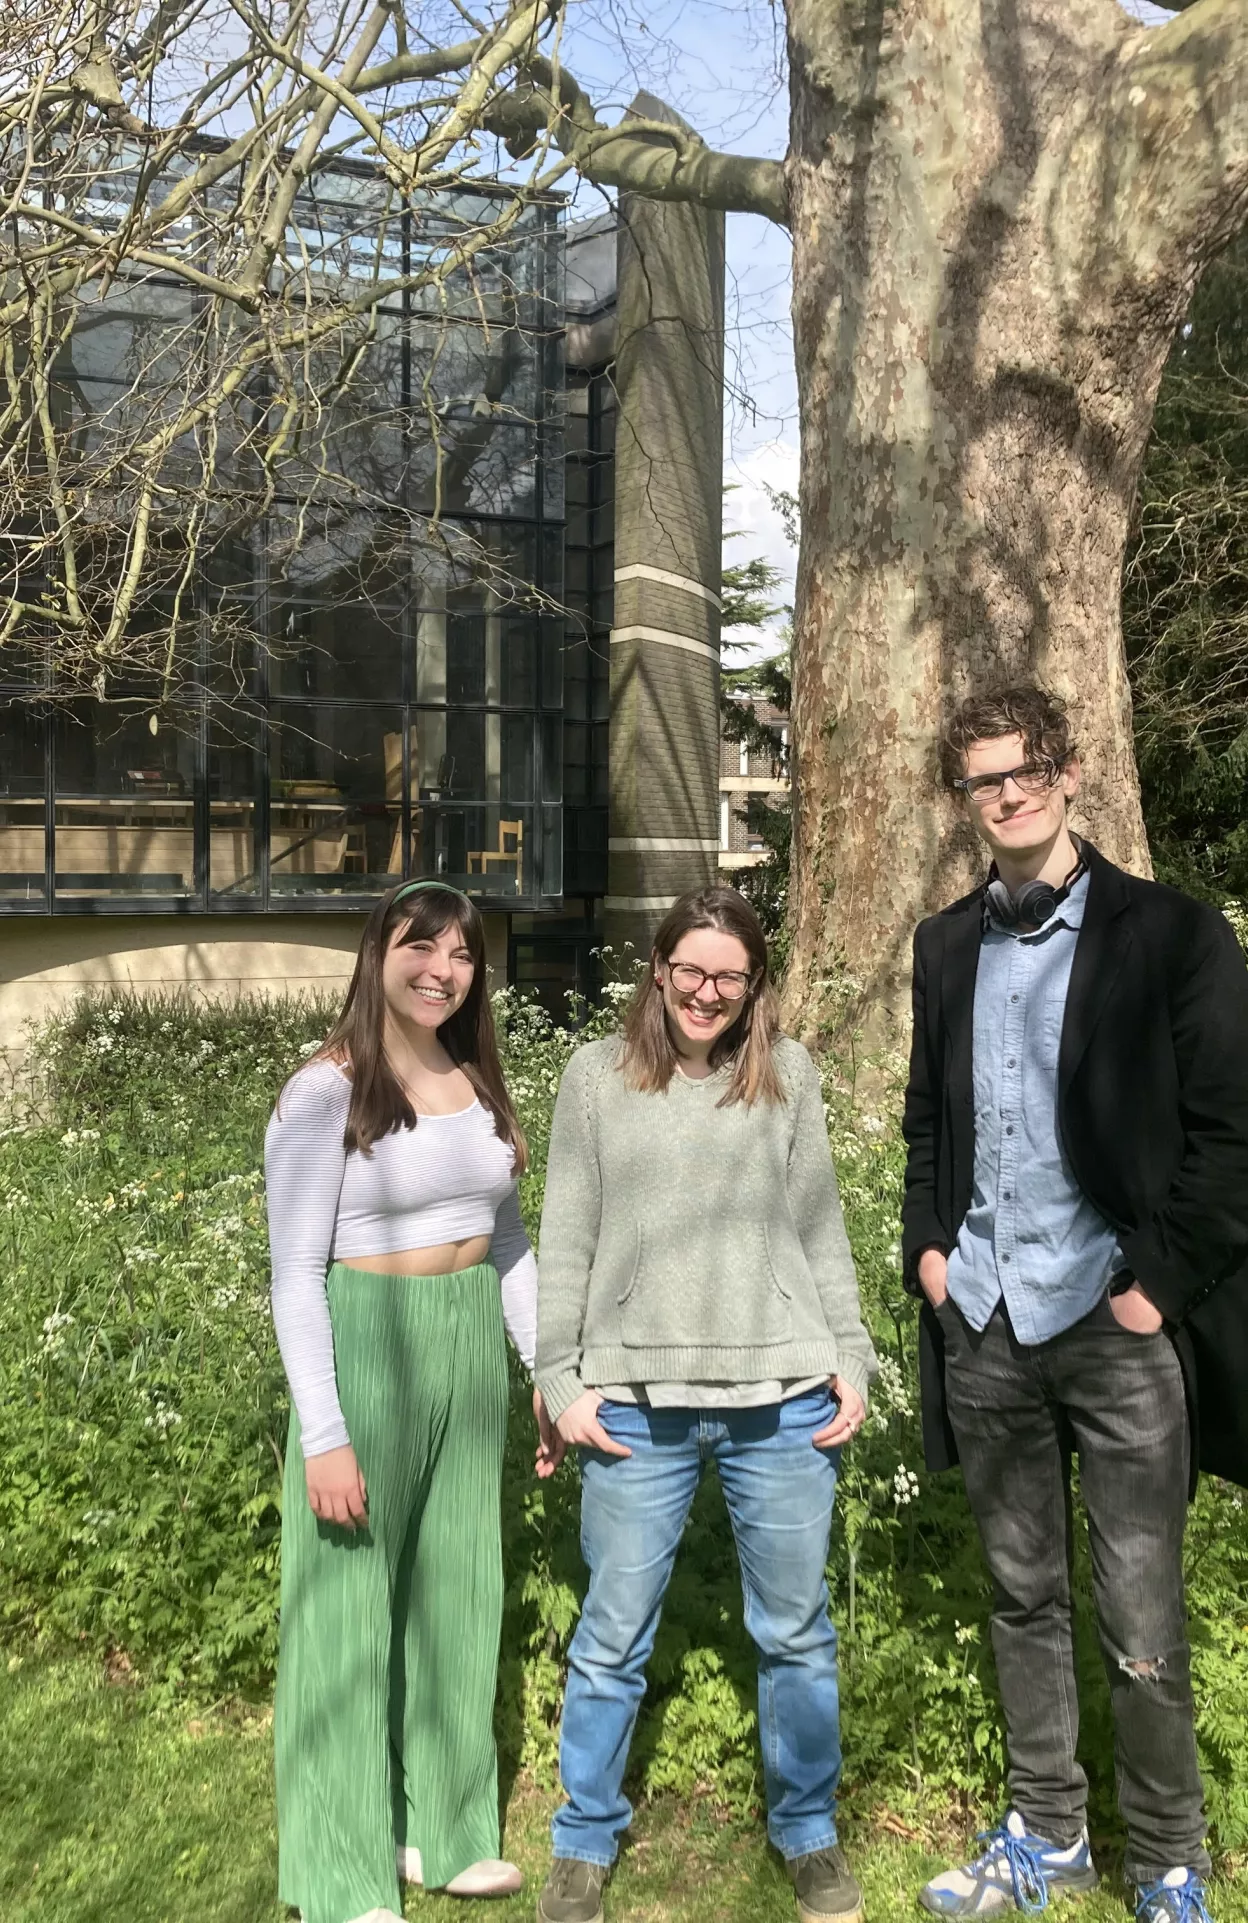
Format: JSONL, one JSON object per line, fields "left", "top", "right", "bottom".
{"left": 553, "top": 1388, "right": 844, "bottom": 1867}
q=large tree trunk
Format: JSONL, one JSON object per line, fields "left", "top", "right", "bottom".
{"left": 781, "top": 0, "right": 1248, "bottom": 1043}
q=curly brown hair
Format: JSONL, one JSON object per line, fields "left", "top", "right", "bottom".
{"left": 938, "top": 684, "right": 1077, "bottom": 791}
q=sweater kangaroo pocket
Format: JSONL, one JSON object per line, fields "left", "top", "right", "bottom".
{"left": 615, "top": 1224, "right": 796, "bottom": 1349}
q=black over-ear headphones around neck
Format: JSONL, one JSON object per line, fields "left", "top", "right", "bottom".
{"left": 984, "top": 846, "right": 1088, "bottom": 931}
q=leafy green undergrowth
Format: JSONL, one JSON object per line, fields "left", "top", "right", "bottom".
{"left": 2, "top": 992, "right": 1248, "bottom": 1844}
{"left": 5, "top": 1648, "right": 1248, "bottom": 1923}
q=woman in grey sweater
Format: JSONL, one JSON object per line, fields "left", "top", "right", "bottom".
{"left": 535, "top": 886, "right": 878, "bottom": 1923}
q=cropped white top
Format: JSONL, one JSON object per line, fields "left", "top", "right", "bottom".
{"left": 265, "top": 1057, "right": 537, "bottom": 1457}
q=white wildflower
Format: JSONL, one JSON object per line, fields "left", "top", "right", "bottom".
{"left": 40, "top": 1310, "right": 75, "bottom": 1356}
{"left": 893, "top": 1463, "right": 920, "bottom": 1507}
{"left": 872, "top": 1354, "right": 914, "bottom": 1420}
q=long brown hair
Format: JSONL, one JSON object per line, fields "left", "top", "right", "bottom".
{"left": 309, "top": 882, "right": 527, "bottom": 1169}
{"left": 618, "top": 885, "right": 784, "bottom": 1106}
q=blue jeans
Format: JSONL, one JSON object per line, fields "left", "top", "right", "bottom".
{"left": 553, "top": 1389, "right": 843, "bottom": 1867}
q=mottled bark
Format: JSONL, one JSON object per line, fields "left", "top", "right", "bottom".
{"left": 780, "top": 0, "right": 1248, "bottom": 1041}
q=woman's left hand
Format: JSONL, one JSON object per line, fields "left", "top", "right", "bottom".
{"left": 813, "top": 1378, "right": 866, "bottom": 1449}
{"left": 533, "top": 1387, "right": 567, "bottom": 1479}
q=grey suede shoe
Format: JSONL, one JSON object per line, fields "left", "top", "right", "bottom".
{"left": 790, "top": 1846, "right": 866, "bottom": 1923}
{"left": 537, "top": 1857, "right": 607, "bottom": 1923}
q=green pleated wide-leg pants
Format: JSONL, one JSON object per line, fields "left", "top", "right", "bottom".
{"left": 275, "top": 1261, "right": 509, "bottom": 1923}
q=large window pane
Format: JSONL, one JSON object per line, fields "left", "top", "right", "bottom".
{"left": 445, "top": 601, "right": 486, "bottom": 704}
{"left": 269, "top": 703, "right": 402, "bottom": 896}
{"left": 52, "top": 699, "right": 197, "bottom": 900}
{"left": 270, "top": 598, "right": 404, "bottom": 703}
{"left": 205, "top": 540, "right": 263, "bottom": 697}
{"left": 502, "top": 714, "right": 535, "bottom": 808}
{"left": 443, "top": 710, "right": 486, "bottom": 799}
{"left": 500, "top": 619, "right": 536, "bottom": 707}
{"left": 208, "top": 710, "right": 261, "bottom": 899}
{"left": 415, "top": 805, "right": 530, "bottom": 900}
{"left": 0, "top": 704, "right": 46, "bottom": 902}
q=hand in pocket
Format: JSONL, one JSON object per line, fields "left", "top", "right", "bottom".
{"left": 555, "top": 1389, "right": 632, "bottom": 1457}
{"left": 1108, "top": 1282, "right": 1164, "bottom": 1335}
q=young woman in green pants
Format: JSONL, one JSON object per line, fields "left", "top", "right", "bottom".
{"left": 265, "top": 879, "right": 559, "bottom": 1923}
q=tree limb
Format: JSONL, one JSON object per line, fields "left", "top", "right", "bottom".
{"left": 485, "top": 61, "right": 789, "bottom": 223}
{"left": 1114, "top": 0, "right": 1248, "bottom": 274}
{"left": 354, "top": 36, "right": 484, "bottom": 93}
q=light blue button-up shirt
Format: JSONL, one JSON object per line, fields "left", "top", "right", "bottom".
{"left": 945, "top": 870, "right": 1123, "bottom": 1344}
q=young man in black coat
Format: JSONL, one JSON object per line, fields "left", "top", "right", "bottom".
{"left": 901, "top": 685, "right": 1248, "bottom": 1923}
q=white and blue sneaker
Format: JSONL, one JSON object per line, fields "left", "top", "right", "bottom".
{"left": 1135, "top": 1870, "right": 1214, "bottom": 1923}
{"left": 919, "top": 1811, "right": 1099, "bottom": 1915}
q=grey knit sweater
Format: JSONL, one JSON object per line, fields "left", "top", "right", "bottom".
{"left": 535, "top": 1035, "right": 878, "bottom": 1422}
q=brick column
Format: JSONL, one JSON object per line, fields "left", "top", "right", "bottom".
{"left": 604, "top": 92, "right": 725, "bottom": 974}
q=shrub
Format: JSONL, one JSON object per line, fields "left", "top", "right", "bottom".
{"left": 2, "top": 990, "right": 1248, "bottom": 1844}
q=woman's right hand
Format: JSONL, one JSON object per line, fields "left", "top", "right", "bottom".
{"left": 918, "top": 1248, "right": 950, "bottom": 1309}
{"left": 305, "top": 1443, "right": 369, "bottom": 1528}
{"left": 554, "top": 1389, "right": 632, "bottom": 1458}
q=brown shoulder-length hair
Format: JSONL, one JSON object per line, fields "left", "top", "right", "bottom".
{"left": 618, "top": 885, "right": 784, "bottom": 1107}
{"left": 306, "top": 881, "right": 527, "bottom": 1170}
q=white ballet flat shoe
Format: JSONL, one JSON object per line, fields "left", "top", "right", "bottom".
{"left": 303, "top": 1912, "right": 404, "bottom": 1922}
{"left": 396, "top": 1846, "right": 522, "bottom": 1897}
{"left": 445, "top": 1860, "right": 523, "bottom": 1898}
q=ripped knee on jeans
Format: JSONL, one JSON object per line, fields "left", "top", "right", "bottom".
{"left": 1118, "top": 1653, "right": 1167, "bottom": 1683}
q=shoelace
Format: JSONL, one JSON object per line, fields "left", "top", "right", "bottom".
{"left": 551, "top": 1860, "right": 598, "bottom": 1898}
{"left": 972, "top": 1825, "right": 1053, "bottom": 1914}
{"left": 1135, "top": 1877, "right": 1213, "bottom": 1923}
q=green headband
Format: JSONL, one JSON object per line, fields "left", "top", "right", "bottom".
{"left": 390, "top": 878, "right": 471, "bottom": 909}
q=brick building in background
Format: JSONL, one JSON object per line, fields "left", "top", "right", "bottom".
{"left": 719, "top": 693, "right": 790, "bottom": 872}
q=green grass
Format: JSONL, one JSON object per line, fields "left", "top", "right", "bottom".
{"left": 3, "top": 1649, "right": 1247, "bottom": 1923}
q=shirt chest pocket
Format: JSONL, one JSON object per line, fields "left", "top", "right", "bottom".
{"left": 1037, "top": 989, "right": 1067, "bottom": 1072}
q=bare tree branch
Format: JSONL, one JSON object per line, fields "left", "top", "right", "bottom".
{"left": 354, "top": 35, "right": 484, "bottom": 92}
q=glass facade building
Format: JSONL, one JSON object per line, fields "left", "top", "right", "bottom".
{"left": 0, "top": 162, "right": 568, "bottom": 917}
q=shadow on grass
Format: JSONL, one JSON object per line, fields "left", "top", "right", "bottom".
{"left": 3, "top": 1649, "right": 1247, "bottom": 1923}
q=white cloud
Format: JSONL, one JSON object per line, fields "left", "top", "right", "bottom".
{"left": 722, "top": 438, "right": 800, "bottom": 661}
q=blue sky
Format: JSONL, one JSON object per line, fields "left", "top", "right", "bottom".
{"left": 556, "top": 0, "right": 1176, "bottom": 649}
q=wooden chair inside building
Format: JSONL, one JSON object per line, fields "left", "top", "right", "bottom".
{"left": 339, "top": 735, "right": 407, "bottom": 876}
{"left": 467, "top": 818, "right": 523, "bottom": 890}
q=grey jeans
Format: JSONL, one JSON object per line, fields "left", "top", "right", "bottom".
{"left": 937, "top": 1291, "right": 1209, "bottom": 1880}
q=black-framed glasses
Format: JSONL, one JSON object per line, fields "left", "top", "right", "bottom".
{"left": 665, "top": 959, "right": 757, "bottom": 1002}
{"left": 954, "top": 759, "right": 1066, "bottom": 804}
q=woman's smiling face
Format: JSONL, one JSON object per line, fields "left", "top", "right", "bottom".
{"left": 655, "top": 925, "right": 753, "bottom": 1057}
{"left": 381, "top": 917, "right": 476, "bottom": 1032}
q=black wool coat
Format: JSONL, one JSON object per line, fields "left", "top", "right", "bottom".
{"left": 900, "top": 842, "right": 1248, "bottom": 1493}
